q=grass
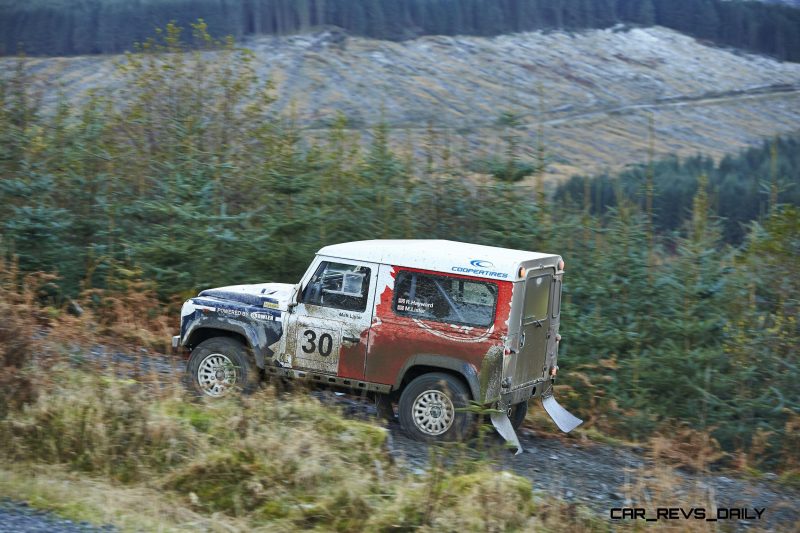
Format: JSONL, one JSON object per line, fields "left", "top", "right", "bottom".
{"left": 0, "top": 464, "right": 233, "bottom": 532}
{"left": 4, "top": 360, "right": 788, "bottom": 532}
{"left": 2, "top": 359, "right": 592, "bottom": 531}
{"left": 777, "top": 470, "right": 800, "bottom": 490}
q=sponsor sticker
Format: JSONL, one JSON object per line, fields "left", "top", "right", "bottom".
{"left": 470, "top": 259, "right": 494, "bottom": 268}
{"left": 452, "top": 265, "right": 509, "bottom": 279}
{"left": 218, "top": 308, "right": 248, "bottom": 317}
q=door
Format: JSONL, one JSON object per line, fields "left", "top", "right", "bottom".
{"left": 509, "top": 273, "right": 552, "bottom": 389}
{"left": 285, "top": 258, "right": 378, "bottom": 379}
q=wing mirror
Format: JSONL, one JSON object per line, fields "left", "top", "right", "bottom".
{"left": 287, "top": 283, "right": 301, "bottom": 312}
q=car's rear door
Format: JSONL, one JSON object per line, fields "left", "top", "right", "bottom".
{"left": 506, "top": 272, "right": 553, "bottom": 389}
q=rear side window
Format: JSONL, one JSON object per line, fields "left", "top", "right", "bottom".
{"left": 393, "top": 271, "right": 497, "bottom": 327}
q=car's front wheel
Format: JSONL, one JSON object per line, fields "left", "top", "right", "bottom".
{"left": 398, "top": 372, "right": 473, "bottom": 442}
{"left": 186, "top": 337, "right": 259, "bottom": 397}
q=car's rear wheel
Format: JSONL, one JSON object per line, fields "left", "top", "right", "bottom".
{"left": 398, "top": 372, "right": 473, "bottom": 442}
{"left": 186, "top": 337, "right": 259, "bottom": 397}
{"left": 508, "top": 400, "right": 528, "bottom": 430}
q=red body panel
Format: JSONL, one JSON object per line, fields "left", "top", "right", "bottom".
{"left": 364, "top": 265, "right": 513, "bottom": 386}
{"left": 337, "top": 326, "right": 371, "bottom": 381}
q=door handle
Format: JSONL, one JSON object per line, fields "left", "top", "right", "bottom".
{"left": 343, "top": 336, "right": 360, "bottom": 344}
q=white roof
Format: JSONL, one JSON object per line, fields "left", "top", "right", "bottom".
{"left": 317, "top": 240, "right": 559, "bottom": 281}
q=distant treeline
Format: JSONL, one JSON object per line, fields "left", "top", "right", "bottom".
{"left": 1, "top": 0, "right": 800, "bottom": 61}
{"left": 554, "top": 136, "right": 800, "bottom": 243}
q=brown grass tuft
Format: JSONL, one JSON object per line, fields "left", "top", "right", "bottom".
{"left": 648, "top": 424, "right": 726, "bottom": 472}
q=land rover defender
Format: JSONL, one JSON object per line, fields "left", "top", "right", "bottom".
{"left": 173, "top": 240, "right": 582, "bottom": 452}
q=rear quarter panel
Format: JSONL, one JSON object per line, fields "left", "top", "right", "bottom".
{"left": 365, "top": 265, "right": 512, "bottom": 402}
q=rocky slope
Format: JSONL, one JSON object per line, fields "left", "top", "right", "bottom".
{"left": 5, "top": 26, "right": 800, "bottom": 182}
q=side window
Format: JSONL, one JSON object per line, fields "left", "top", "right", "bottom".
{"left": 393, "top": 271, "right": 497, "bottom": 327}
{"left": 301, "top": 261, "right": 371, "bottom": 312}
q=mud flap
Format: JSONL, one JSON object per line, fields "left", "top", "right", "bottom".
{"left": 490, "top": 412, "right": 523, "bottom": 455}
{"left": 542, "top": 394, "right": 583, "bottom": 433}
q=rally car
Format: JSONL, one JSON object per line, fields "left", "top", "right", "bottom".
{"left": 173, "top": 240, "right": 581, "bottom": 452}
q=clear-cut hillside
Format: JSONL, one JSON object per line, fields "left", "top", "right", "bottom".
{"left": 6, "top": 26, "right": 800, "bottom": 182}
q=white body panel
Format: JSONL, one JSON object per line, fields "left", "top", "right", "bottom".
{"left": 318, "top": 240, "right": 558, "bottom": 281}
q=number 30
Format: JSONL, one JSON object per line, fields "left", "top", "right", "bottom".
{"left": 302, "top": 329, "right": 334, "bottom": 357}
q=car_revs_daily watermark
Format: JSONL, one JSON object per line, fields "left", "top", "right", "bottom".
{"left": 610, "top": 507, "right": 766, "bottom": 522}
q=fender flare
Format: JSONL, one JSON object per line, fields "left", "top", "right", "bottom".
{"left": 393, "top": 354, "right": 481, "bottom": 402}
{"left": 183, "top": 319, "right": 273, "bottom": 368}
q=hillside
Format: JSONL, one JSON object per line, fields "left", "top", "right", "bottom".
{"left": 7, "top": 26, "right": 800, "bottom": 183}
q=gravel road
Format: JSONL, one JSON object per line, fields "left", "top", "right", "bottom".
{"left": 0, "top": 500, "right": 114, "bottom": 533}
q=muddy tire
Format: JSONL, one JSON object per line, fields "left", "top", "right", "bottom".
{"left": 508, "top": 400, "right": 528, "bottom": 431}
{"left": 398, "top": 372, "right": 473, "bottom": 442}
{"left": 186, "top": 337, "right": 260, "bottom": 397}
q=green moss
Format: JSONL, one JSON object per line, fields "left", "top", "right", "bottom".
{"left": 168, "top": 401, "right": 215, "bottom": 432}
{"left": 777, "top": 470, "right": 800, "bottom": 489}
{"left": 166, "top": 451, "right": 265, "bottom": 514}
{"left": 577, "top": 427, "right": 632, "bottom": 447}
{"left": 257, "top": 499, "right": 292, "bottom": 520}
{"left": 446, "top": 470, "right": 533, "bottom": 503}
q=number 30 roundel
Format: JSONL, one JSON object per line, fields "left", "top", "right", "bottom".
{"left": 301, "top": 329, "right": 334, "bottom": 357}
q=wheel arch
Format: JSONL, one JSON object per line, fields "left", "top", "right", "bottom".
{"left": 394, "top": 355, "right": 480, "bottom": 402}
{"left": 184, "top": 324, "right": 269, "bottom": 368}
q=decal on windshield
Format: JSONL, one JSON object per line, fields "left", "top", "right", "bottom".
{"left": 396, "top": 297, "right": 434, "bottom": 313}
